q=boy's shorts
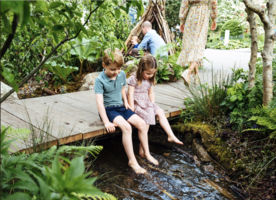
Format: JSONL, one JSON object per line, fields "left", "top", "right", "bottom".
{"left": 105, "top": 105, "right": 136, "bottom": 123}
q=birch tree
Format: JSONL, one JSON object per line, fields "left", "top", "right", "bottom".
{"left": 243, "top": 0, "right": 276, "bottom": 105}
{"left": 246, "top": 6, "right": 258, "bottom": 89}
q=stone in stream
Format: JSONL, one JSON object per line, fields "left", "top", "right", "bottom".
{"left": 78, "top": 72, "right": 101, "bottom": 91}
{"left": 1, "top": 82, "right": 19, "bottom": 101}
{"left": 202, "top": 164, "right": 214, "bottom": 173}
{"left": 192, "top": 139, "right": 211, "bottom": 162}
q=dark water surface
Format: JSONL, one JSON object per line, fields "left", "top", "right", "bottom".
{"left": 92, "top": 132, "right": 240, "bottom": 200}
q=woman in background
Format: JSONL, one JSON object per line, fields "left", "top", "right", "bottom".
{"left": 177, "top": 0, "right": 218, "bottom": 86}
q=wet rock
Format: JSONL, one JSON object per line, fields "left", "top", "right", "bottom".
{"left": 193, "top": 155, "right": 201, "bottom": 167}
{"left": 192, "top": 139, "right": 211, "bottom": 162}
{"left": 122, "top": 60, "right": 138, "bottom": 78}
{"left": 78, "top": 72, "right": 100, "bottom": 91}
{"left": 202, "top": 164, "right": 214, "bottom": 173}
{"left": 1, "top": 82, "right": 19, "bottom": 101}
{"left": 184, "top": 133, "right": 194, "bottom": 145}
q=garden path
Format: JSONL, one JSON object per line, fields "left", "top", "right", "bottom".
{"left": 204, "top": 48, "right": 261, "bottom": 72}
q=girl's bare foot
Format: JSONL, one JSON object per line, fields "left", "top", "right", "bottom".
{"left": 139, "top": 143, "right": 146, "bottom": 158}
{"left": 128, "top": 161, "right": 147, "bottom": 174}
{"left": 168, "top": 135, "right": 183, "bottom": 145}
{"left": 145, "top": 154, "right": 159, "bottom": 166}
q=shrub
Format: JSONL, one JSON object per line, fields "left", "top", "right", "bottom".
{"left": 220, "top": 20, "right": 244, "bottom": 37}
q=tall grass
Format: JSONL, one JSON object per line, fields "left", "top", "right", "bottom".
{"left": 185, "top": 68, "right": 231, "bottom": 122}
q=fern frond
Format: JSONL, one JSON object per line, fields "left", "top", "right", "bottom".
{"left": 56, "top": 145, "right": 103, "bottom": 158}
{"left": 1, "top": 125, "right": 31, "bottom": 141}
{"left": 75, "top": 193, "right": 117, "bottom": 200}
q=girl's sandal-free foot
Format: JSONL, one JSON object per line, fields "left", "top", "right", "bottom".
{"left": 181, "top": 70, "right": 190, "bottom": 87}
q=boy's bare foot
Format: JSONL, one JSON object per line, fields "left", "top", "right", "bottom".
{"left": 139, "top": 143, "right": 146, "bottom": 158}
{"left": 145, "top": 154, "right": 159, "bottom": 166}
{"left": 168, "top": 135, "right": 183, "bottom": 145}
{"left": 128, "top": 161, "right": 147, "bottom": 174}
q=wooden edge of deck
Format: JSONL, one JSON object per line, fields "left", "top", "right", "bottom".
{"left": 16, "top": 109, "right": 184, "bottom": 153}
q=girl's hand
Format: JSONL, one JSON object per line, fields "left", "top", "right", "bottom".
{"left": 124, "top": 102, "right": 131, "bottom": 110}
{"left": 104, "top": 122, "right": 117, "bottom": 133}
{"left": 211, "top": 21, "right": 217, "bottom": 31}
{"left": 180, "top": 24, "right": 184, "bottom": 33}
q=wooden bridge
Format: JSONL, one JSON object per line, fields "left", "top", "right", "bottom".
{"left": 1, "top": 79, "right": 197, "bottom": 153}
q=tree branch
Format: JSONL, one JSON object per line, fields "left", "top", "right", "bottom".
{"left": 243, "top": 0, "right": 273, "bottom": 28}
{"left": 0, "top": 14, "right": 19, "bottom": 60}
{"left": 0, "top": 0, "right": 106, "bottom": 103}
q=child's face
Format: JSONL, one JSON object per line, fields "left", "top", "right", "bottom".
{"left": 102, "top": 62, "right": 121, "bottom": 79}
{"left": 131, "top": 38, "right": 137, "bottom": 45}
{"left": 142, "top": 68, "right": 156, "bottom": 80}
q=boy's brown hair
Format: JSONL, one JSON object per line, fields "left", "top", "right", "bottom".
{"left": 103, "top": 48, "right": 124, "bottom": 68}
{"left": 131, "top": 36, "right": 140, "bottom": 43}
{"left": 136, "top": 54, "right": 157, "bottom": 86}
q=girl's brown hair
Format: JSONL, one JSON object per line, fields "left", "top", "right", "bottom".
{"left": 136, "top": 54, "right": 158, "bottom": 86}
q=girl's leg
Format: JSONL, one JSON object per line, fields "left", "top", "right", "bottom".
{"left": 139, "top": 124, "right": 150, "bottom": 158}
{"left": 128, "top": 114, "right": 159, "bottom": 165}
{"left": 157, "top": 109, "right": 183, "bottom": 145}
{"left": 113, "top": 116, "right": 146, "bottom": 174}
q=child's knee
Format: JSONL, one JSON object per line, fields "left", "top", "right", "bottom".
{"left": 122, "top": 123, "right": 132, "bottom": 133}
{"left": 137, "top": 119, "right": 147, "bottom": 130}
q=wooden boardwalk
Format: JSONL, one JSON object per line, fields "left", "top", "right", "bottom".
{"left": 1, "top": 79, "right": 196, "bottom": 153}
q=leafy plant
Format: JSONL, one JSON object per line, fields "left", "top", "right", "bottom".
{"left": 70, "top": 37, "right": 99, "bottom": 76}
{"left": 43, "top": 61, "right": 78, "bottom": 84}
{"left": 184, "top": 70, "right": 230, "bottom": 122}
{"left": 1, "top": 126, "right": 114, "bottom": 200}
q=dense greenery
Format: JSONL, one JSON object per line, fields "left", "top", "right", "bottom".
{"left": 1, "top": 0, "right": 143, "bottom": 95}
{"left": 0, "top": 127, "right": 117, "bottom": 200}
{"left": 165, "top": 0, "right": 182, "bottom": 29}
{"left": 220, "top": 20, "right": 244, "bottom": 37}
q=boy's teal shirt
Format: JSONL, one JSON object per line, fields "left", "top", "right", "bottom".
{"left": 94, "top": 70, "right": 126, "bottom": 107}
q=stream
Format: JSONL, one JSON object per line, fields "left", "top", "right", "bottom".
{"left": 92, "top": 129, "right": 241, "bottom": 200}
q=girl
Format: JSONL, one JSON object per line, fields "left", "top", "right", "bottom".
{"left": 128, "top": 55, "right": 183, "bottom": 158}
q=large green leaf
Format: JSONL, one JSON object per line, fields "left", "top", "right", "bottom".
{"left": 70, "top": 37, "right": 99, "bottom": 62}
{"left": 49, "top": 2, "right": 64, "bottom": 9}
{"left": 5, "top": 193, "right": 31, "bottom": 200}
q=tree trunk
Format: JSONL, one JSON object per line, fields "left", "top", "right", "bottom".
{"left": 245, "top": 7, "right": 258, "bottom": 89}
{"left": 243, "top": 0, "right": 276, "bottom": 105}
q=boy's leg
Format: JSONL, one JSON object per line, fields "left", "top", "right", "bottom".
{"left": 113, "top": 115, "right": 146, "bottom": 174}
{"left": 127, "top": 114, "right": 159, "bottom": 165}
{"left": 157, "top": 109, "right": 183, "bottom": 145}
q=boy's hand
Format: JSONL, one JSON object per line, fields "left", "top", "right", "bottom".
{"left": 129, "top": 51, "right": 132, "bottom": 55}
{"left": 104, "top": 122, "right": 117, "bottom": 133}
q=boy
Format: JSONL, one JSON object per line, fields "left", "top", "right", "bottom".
{"left": 95, "top": 48, "right": 158, "bottom": 174}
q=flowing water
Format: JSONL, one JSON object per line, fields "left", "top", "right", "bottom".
{"left": 92, "top": 131, "right": 240, "bottom": 200}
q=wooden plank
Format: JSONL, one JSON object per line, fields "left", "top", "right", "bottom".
{"left": 47, "top": 94, "right": 99, "bottom": 115}
{"left": 30, "top": 97, "right": 99, "bottom": 125}
{"left": 1, "top": 109, "right": 57, "bottom": 147}
{"left": 1, "top": 101, "right": 81, "bottom": 144}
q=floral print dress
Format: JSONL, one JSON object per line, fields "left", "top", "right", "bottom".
{"left": 127, "top": 75, "right": 160, "bottom": 125}
{"left": 177, "top": 0, "right": 218, "bottom": 67}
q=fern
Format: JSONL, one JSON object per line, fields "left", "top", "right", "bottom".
{"left": 247, "top": 104, "right": 276, "bottom": 138}
{"left": 74, "top": 192, "right": 117, "bottom": 200}
{"left": 1, "top": 125, "right": 31, "bottom": 141}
